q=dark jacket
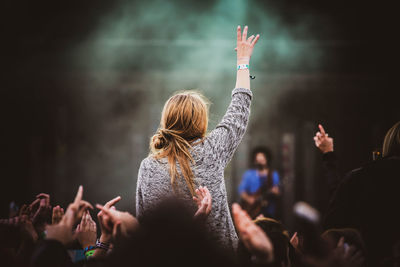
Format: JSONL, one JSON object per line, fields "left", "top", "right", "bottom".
{"left": 324, "top": 156, "right": 400, "bottom": 266}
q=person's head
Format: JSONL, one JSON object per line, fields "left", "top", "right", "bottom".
{"left": 150, "top": 91, "right": 210, "bottom": 196}
{"left": 250, "top": 146, "right": 272, "bottom": 170}
{"left": 382, "top": 121, "right": 400, "bottom": 157}
{"left": 237, "top": 217, "right": 294, "bottom": 267}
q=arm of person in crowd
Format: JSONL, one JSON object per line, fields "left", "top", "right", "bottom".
{"left": 31, "top": 186, "right": 93, "bottom": 267}
{"left": 268, "top": 172, "right": 280, "bottom": 196}
{"left": 206, "top": 25, "right": 260, "bottom": 167}
{"left": 75, "top": 211, "right": 97, "bottom": 259}
{"left": 314, "top": 124, "right": 342, "bottom": 197}
{"left": 93, "top": 196, "right": 121, "bottom": 258}
{"left": 193, "top": 186, "right": 212, "bottom": 221}
{"left": 232, "top": 203, "right": 274, "bottom": 265}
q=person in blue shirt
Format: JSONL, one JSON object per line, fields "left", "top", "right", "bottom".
{"left": 238, "top": 146, "right": 280, "bottom": 218}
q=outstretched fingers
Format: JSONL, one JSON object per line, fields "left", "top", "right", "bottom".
{"left": 251, "top": 34, "right": 260, "bottom": 47}
{"left": 242, "top": 25, "right": 248, "bottom": 42}
{"left": 237, "top": 25, "right": 242, "bottom": 44}
{"left": 104, "top": 196, "right": 121, "bottom": 209}
{"left": 318, "top": 124, "right": 326, "bottom": 136}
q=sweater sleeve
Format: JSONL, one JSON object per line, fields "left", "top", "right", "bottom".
{"left": 135, "top": 160, "right": 145, "bottom": 220}
{"left": 206, "top": 88, "right": 252, "bottom": 167}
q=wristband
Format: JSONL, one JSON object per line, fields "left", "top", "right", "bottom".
{"left": 95, "top": 239, "right": 110, "bottom": 251}
{"left": 237, "top": 64, "right": 249, "bottom": 70}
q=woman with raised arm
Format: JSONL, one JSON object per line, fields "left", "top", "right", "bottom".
{"left": 136, "top": 25, "right": 260, "bottom": 250}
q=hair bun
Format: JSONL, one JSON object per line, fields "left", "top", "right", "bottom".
{"left": 153, "top": 133, "right": 166, "bottom": 149}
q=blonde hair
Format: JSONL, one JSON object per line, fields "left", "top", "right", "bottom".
{"left": 150, "top": 91, "right": 209, "bottom": 196}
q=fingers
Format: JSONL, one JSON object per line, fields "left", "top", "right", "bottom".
{"left": 29, "top": 198, "right": 40, "bottom": 210}
{"left": 204, "top": 187, "right": 212, "bottom": 214}
{"left": 251, "top": 34, "right": 260, "bottom": 47}
{"left": 96, "top": 204, "right": 114, "bottom": 219}
{"left": 290, "top": 232, "right": 298, "bottom": 243}
{"left": 237, "top": 25, "right": 242, "bottom": 44}
{"left": 193, "top": 196, "right": 201, "bottom": 206}
{"left": 318, "top": 124, "right": 326, "bottom": 136}
{"left": 104, "top": 196, "right": 121, "bottom": 209}
{"left": 74, "top": 185, "right": 83, "bottom": 205}
{"left": 242, "top": 25, "right": 248, "bottom": 42}
{"left": 36, "top": 193, "right": 50, "bottom": 206}
{"left": 79, "top": 200, "right": 94, "bottom": 210}
{"left": 337, "top": 236, "right": 345, "bottom": 248}
{"left": 247, "top": 35, "right": 255, "bottom": 44}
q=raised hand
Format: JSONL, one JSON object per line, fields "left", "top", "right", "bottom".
{"left": 97, "top": 196, "right": 121, "bottom": 243}
{"left": 52, "top": 205, "right": 64, "bottom": 225}
{"left": 45, "top": 186, "right": 93, "bottom": 245}
{"left": 232, "top": 203, "right": 274, "bottom": 264}
{"left": 28, "top": 193, "right": 52, "bottom": 234}
{"left": 314, "top": 124, "right": 334, "bottom": 153}
{"left": 96, "top": 203, "right": 138, "bottom": 241}
{"left": 236, "top": 25, "right": 260, "bottom": 64}
{"left": 75, "top": 211, "right": 97, "bottom": 249}
{"left": 331, "top": 237, "right": 365, "bottom": 267}
{"left": 193, "top": 186, "right": 212, "bottom": 220}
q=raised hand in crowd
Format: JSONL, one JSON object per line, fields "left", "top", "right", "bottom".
{"left": 18, "top": 193, "right": 52, "bottom": 235}
{"left": 52, "top": 205, "right": 64, "bottom": 225}
{"left": 332, "top": 237, "right": 365, "bottom": 267}
{"left": 232, "top": 203, "right": 274, "bottom": 264}
{"left": 314, "top": 124, "right": 334, "bottom": 154}
{"left": 193, "top": 186, "right": 212, "bottom": 220}
{"left": 96, "top": 199, "right": 138, "bottom": 242}
{"left": 45, "top": 185, "right": 93, "bottom": 245}
{"left": 97, "top": 196, "right": 121, "bottom": 244}
{"left": 75, "top": 210, "right": 97, "bottom": 249}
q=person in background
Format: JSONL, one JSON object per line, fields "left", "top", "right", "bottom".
{"left": 324, "top": 121, "right": 400, "bottom": 266}
{"left": 238, "top": 146, "right": 280, "bottom": 219}
{"left": 314, "top": 124, "right": 342, "bottom": 198}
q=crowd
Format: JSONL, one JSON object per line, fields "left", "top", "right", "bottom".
{"left": 1, "top": 25, "right": 399, "bottom": 267}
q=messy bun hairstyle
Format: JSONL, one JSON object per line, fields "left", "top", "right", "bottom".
{"left": 150, "top": 91, "right": 209, "bottom": 196}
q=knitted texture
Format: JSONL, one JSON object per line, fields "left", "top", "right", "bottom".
{"left": 136, "top": 88, "right": 252, "bottom": 250}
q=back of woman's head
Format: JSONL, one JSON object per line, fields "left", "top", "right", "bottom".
{"left": 383, "top": 121, "right": 400, "bottom": 157}
{"left": 150, "top": 91, "right": 209, "bottom": 195}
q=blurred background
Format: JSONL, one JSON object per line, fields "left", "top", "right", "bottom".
{"left": 1, "top": 0, "right": 398, "bottom": 227}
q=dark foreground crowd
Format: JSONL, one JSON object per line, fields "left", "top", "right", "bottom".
{"left": 1, "top": 121, "right": 399, "bottom": 267}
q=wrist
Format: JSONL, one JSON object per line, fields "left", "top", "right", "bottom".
{"left": 237, "top": 60, "right": 250, "bottom": 65}
{"left": 100, "top": 234, "right": 112, "bottom": 243}
{"left": 82, "top": 241, "right": 96, "bottom": 249}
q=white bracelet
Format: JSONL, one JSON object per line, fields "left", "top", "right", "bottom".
{"left": 237, "top": 64, "right": 249, "bottom": 70}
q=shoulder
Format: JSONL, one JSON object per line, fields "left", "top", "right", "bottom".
{"left": 140, "top": 155, "right": 166, "bottom": 169}
{"left": 243, "top": 169, "right": 257, "bottom": 179}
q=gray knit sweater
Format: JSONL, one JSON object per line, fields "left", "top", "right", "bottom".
{"left": 136, "top": 87, "right": 252, "bottom": 250}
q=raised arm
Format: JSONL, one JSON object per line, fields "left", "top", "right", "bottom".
{"left": 206, "top": 26, "right": 260, "bottom": 166}
{"left": 235, "top": 25, "right": 259, "bottom": 90}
